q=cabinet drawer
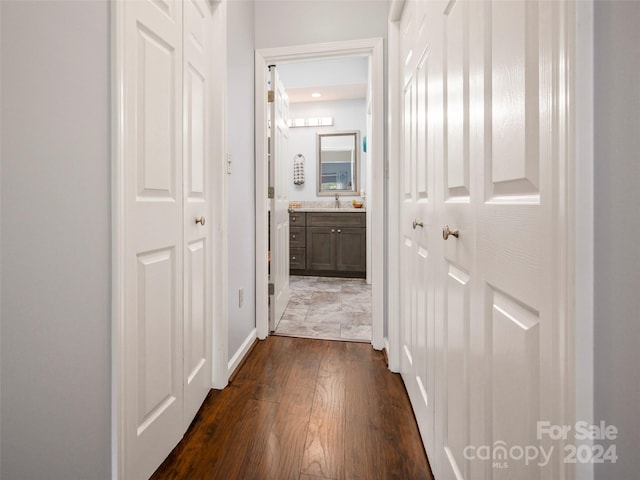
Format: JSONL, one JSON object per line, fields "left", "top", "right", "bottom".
{"left": 307, "top": 212, "right": 365, "bottom": 228}
{"left": 289, "top": 212, "right": 306, "bottom": 226}
{"left": 290, "top": 227, "right": 305, "bottom": 248}
{"left": 290, "top": 248, "right": 306, "bottom": 270}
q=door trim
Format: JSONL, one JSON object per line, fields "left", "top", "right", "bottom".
{"left": 255, "top": 38, "right": 385, "bottom": 350}
{"left": 386, "top": 3, "right": 404, "bottom": 373}
{"left": 111, "top": 1, "right": 228, "bottom": 477}
{"left": 573, "top": 2, "right": 595, "bottom": 479}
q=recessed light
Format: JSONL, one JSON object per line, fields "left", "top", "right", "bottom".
{"left": 311, "top": 92, "right": 322, "bottom": 98}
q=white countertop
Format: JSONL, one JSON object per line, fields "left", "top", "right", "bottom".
{"left": 290, "top": 207, "right": 366, "bottom": 213}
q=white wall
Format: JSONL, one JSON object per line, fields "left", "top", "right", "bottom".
{"left": 277, "top": 57, "right": 369, "bottom": 88}
{"left": 593, "top": 2, "right": 640, "bottom": 478}
{"left": 288, "top": 99, "right": 367, "bottom": 202}
{"left": 0, "top": 1, "right": 111, "bottom": 478}
{"left": 227, "top": 0, "right": 257, "bottom": 359}
{"left": 255, "top": 0, "right": 389, "bottom": 49}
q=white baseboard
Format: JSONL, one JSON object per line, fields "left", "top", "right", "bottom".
{"left": 384, "top": 337, "right": 400, "bottom": 373}
{"left": 227, "top": 328, "right": 257, "bottom": 379}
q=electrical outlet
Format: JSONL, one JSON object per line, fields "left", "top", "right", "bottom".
{"left": 238, "top": 288, "right": 244, "bottom": 308}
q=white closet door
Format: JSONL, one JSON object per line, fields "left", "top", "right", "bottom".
{"left": 122, "top": 1, "right": 184, "bottom": 479}
{"left": 398, "top": 1, "right": 570, "bottom": 479}
{"left": 182, "top": 0, "right": 213, "bottom": 430}
{"left": 121, "top": 0, "right": 216, "bottom": 477}
{"left": 399, "top": 0, "right": 438, "bottom": 458}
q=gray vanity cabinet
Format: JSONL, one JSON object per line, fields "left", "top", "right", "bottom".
{"left": 290, "top": 211, "right": 365, "bottom": 278}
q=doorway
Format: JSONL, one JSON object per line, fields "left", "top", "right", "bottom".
{"left": 255, "top": 39, "right": 384, "bottom": 349}
{"left": 272, "top": 57, "right": 372, "bottom": 342}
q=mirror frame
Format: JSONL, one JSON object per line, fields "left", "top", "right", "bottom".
{"left": 316, "top": 130, "right": 360, "bottom": 196}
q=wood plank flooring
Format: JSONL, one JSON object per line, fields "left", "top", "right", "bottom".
{"left": 151, "top": 336, "right": 433, "bottom": 480}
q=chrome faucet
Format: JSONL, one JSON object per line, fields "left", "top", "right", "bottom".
{"left": 335, "top": 193, "right": 340, "bottom": 208}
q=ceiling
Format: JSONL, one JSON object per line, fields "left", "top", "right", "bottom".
{"left": 286, "top": 83, "right": 368, "bottom": 104}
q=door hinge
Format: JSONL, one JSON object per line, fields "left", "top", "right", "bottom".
{"left": 268, "top": 187, "right": 275, "bottom": 199}
{"left": 267, "top": 90, "right": 275, "bottom": 103}
{"left": 268, "top": 283, "right": 275, "bottom": 295}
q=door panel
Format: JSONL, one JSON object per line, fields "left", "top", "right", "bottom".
{"left": 443, "top": 263, "right": 470, "bottom": 479}
{"left": 123, "top": 1, "right": 184, "bottom": 478}
{"left": 399, "top": 1, "right": 437, "bottom": 459}
{"left": 438, "top": 5, "right": 474, "bottom": 478}
{"left": 136, "top": 248, "right": 179, "bottom": 432}
{"left": 269, "top": 67, "right": 290, "bottom": 331}
{"left": 489, "top": 0, "right": 539, "bottom": 198}
{"left": 445, "top": 0, "right": 469, "bottom": 198}
{"left": 183, "top": 0, "right": 212, "bottom": 429}
{"left": 490, "top": 289, "right": 541, "bottom": 459}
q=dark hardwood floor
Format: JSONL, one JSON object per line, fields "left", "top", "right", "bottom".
{"left": 151, "top": 336, "right": 433, "bottom": 480}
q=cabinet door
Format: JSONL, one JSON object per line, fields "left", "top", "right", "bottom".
{"left": 306, "top": 227, "right": 336, "bottom": 271}
{"left": 336, "top": 227, "right": 366, "bottom": 272}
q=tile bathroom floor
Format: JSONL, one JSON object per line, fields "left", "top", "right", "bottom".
{"left": 273, "top": 275, "right": 372, "bottom": 342}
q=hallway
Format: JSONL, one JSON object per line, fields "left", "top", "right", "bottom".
{"left": 151, "top": 336, "right": 432, "bottom": 479}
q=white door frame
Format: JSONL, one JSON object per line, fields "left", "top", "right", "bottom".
{"left": 387, "top": 2, "right": 594, "bottom": 477}
{"left": 111, "top": 0, "right": 228, "bottom": 477}
{"left": 255, "top": 38, "right": 385, "bottom": 350}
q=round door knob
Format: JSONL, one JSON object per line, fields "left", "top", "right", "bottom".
{"left": 195, "top": 216, "right": 205, "bottom": 225}
{"left": 412, "top": 220, "right": 424, "bottom": 229}
{"left": 443, "top": 225, "right": 459, "bottom": 240}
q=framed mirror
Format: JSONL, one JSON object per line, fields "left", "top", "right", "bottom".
{"left": 316, "top": 130, "right": 360, "bottom": 196}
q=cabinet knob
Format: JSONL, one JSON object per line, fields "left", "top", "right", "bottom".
{"left": 292, "top": 256, "right": 296, "bottom": 261}
{"left": 292, "top": 234, "right": 296, "bottom": 239}
{"left": 338, "top": 229, "right": 341, "bottom": 233}
{"left": 292, "top": 217, "right": 297, "bottom": 222}
{"left": 195, "top": 216, "right": 205, "bottom": 225}
{"left": 331, "top": 229, "right": 335, "bottom": 233}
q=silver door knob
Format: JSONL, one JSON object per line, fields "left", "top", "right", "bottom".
{"left": 195, "top": 216, "right": 205, "bottom": 225}
{"left": 412, "top": 220, "right": 424, "bottom": 229}
{"left": 443, "top": 225, "right": 459, "bottom": 239}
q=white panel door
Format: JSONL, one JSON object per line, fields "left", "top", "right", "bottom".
{"left": 397, "top": 1, "right": 570, "bottom": 479}
{"left": 435, "top": 1, "right": 475, "bottom": 478}
{"left": 182, "top": 0, "right": 213, "bottom": 429}
{"left": 269, "top": 67, "right": 290, "bottom": 331}
{"left": 399, "top": 0, "right": 437, "bottom": 457}
{"left": 122, "top": 1, "right": 184, "bottom": 478}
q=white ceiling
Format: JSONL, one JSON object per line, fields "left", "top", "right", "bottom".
{"left": 286, "top": 83, "right": 368, "bottom": 104}
{"left": 277, "top": 56, "right": 369, "bottom": 104}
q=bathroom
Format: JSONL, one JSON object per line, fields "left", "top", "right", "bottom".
{"left": 272, "top": 57, "right": 373, "bottom": 342}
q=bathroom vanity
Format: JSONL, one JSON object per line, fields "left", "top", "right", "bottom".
{"left": 289, "top": 209, "right": 366, "bottom": 278}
